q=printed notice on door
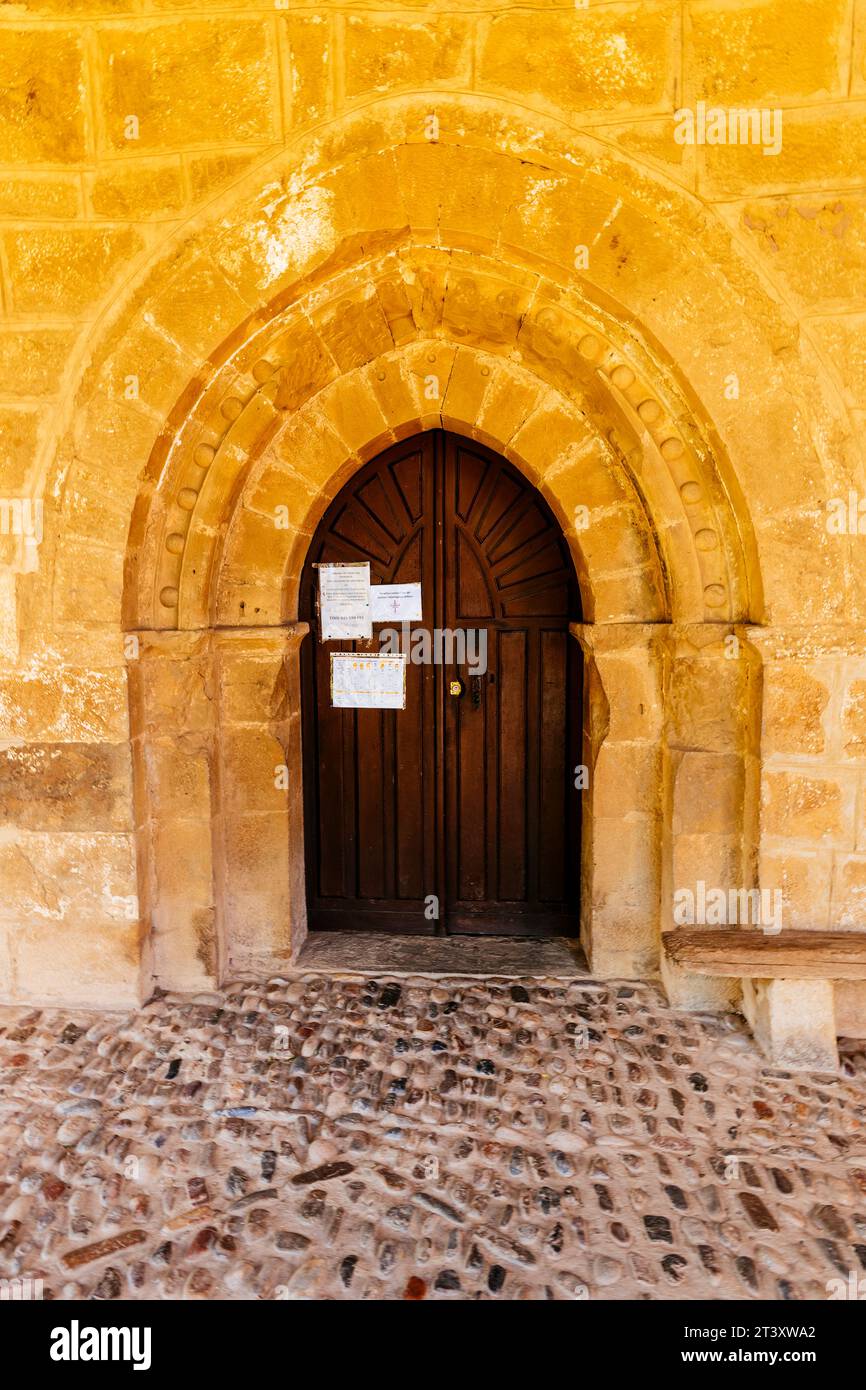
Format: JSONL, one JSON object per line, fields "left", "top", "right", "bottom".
{"left": 330, "top": 653, "right": 407, "bottom": 710}
{"left": 370, "top": 582, "right": 423, "bottom": 622}
{"left": 316, "top": 561, "right": 372, "bottom": 641}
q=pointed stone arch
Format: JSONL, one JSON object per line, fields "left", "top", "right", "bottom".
{"left": 23, "top": 94, "right": 854, "bottom": 1006}
{"left": 123, "top": 244, "right": 759, "bottom": 636}
{"left": 37, "top": 95, "right": 859, "bottom": 659}
{"left": 117, "top": 242, "right": 765, "bottom": 992}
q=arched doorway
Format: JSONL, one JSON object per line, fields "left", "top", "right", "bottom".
{"left": 300, "top": 430, "right": 582, "bottom": 938}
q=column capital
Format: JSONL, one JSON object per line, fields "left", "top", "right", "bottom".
{"left": 570, "top": 620, "right": 672, "bottom": 655}
{"left": 212, "top": 622, "right": 309, "bottom": 656}
{"left": 127, "top": 623, "right": 310, "bottom": 659}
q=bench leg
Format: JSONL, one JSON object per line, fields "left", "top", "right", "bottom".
{"left": 742, "top": 978, "right": 838, "bottom": 1072}
{"left": 661, "top": 953, "right": 740, "bottom": 1012}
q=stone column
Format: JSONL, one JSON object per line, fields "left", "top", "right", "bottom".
{"left": 213, "top": 624, "right": 309, "bottom": 978}
{"left": 661, "top": 624, "right": 761, "bottom": 1011}
{"left": 128, "top": 623, "right": 308, "bottom": 993}
{"left": 571, "top": 622, "right": 668, "bottom": 978}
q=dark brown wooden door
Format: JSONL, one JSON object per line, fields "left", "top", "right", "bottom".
{"left": 300, "top": 430, "right": 581, "bottom": 936}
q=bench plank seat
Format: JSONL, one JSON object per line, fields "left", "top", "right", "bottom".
{"left": 664, "top": 929, "right": 866, "bottom": 980}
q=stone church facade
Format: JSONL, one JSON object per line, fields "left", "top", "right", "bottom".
{"left": 2, "top": 1, "right": 866, "bottom": 1071}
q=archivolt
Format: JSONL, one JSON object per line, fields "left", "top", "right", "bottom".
{"left": 124, "top": 238, "right": 758, "bottom": 631}
{"left": 31, "top": 96, "right": 821, "bottom": 638}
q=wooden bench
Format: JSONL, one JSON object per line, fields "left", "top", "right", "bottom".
{"left": 664, "top": 929, "right": 866, "bottom": 980}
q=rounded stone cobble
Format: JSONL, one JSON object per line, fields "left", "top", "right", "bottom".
{"left": 1, "top": 974, "right": 865, "bottom": 1300}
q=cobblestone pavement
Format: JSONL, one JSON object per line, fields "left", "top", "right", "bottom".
{"left": 2, "top": 972, "right": 866, "bottom": 1301}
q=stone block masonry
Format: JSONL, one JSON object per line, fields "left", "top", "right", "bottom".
{"left": 0, "top": 1, "right": 863, "bottom": 1071}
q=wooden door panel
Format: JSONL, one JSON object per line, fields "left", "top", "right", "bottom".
{"left": 539, "top": 629, "right": 568, "bottom": 901}
{"left": 496, "top": 628, "right": 528, "bottom": 903}
{"left": 440, "top": 435, "right": 580, "bottom": 934}
{"left": 487, "top": 504, "right": 549, "bottom": 565}
{"left": 476, "top": 475, "right": 522, "bottom": 541}
{"left": 390, "top": 452, "right": 425, "bottom": 523}
{"left": 395, "top": 642, "right": 430, "bottom": 900}
{"left": 301, "top": 430, "right": 580, "bottom": 937}
{"left": 453, "top": 666, "right": 487, "bottom": 903}
{"left": 301, "top": 435, "right": 438, "bottom": 932}
{"left": 355, "top": 708, "right": 386, "bottom": 899}
{"left": 313, "top": 644, "right": 351, "bottom": 900}
{"left": 456, "top": 530, "right": 494, "bottom": 617}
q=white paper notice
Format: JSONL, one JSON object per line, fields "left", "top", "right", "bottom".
{"left": 317, "top": 562, "right": 372, "bottom": 641}
{"left": 330, "top": 653, "right": 407, "bottom": 710}
{"left": 369, "top": 582, "right": 423, "bottom": 622}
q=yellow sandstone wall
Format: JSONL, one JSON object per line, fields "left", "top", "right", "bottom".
{"left": 0, "top": 1, "right": 865, "bottom": 1022}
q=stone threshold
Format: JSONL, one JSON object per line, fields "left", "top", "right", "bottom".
{"left": 291, "top": 932, "right": 588, "bottom": 978}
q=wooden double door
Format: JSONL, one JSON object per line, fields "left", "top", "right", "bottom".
{"left": 301, "top": 430, "right": 582, "bottom": 936}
